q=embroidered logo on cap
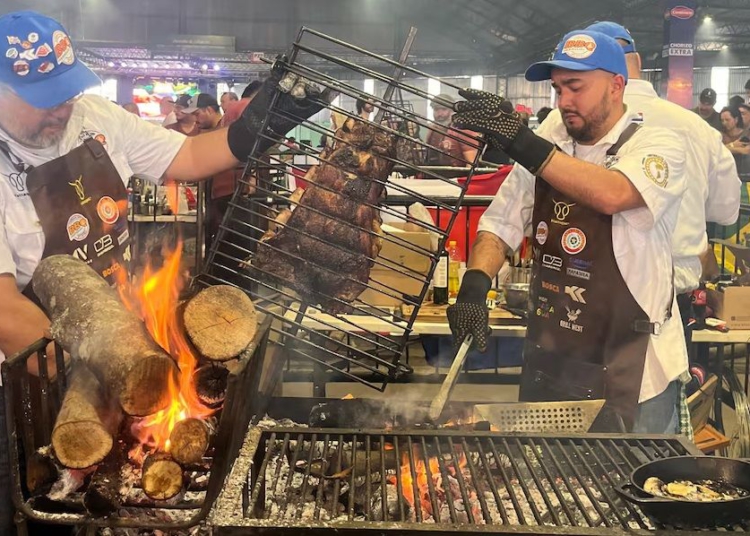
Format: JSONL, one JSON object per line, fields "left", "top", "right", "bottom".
{"left": 19, "top": 48, "right": 37, "bottom": 61}
{"left": 67, "top": 213, "right": 90, "bottom": 242}
{"left": 642, "top": 154, "right": 669, "bottom": 187}
{"left": 5, "top": 48, "right": 17, "bottom": 59}
{"left": 562, "top": 34, "right": 597, "bottom": 59}
{"left": 35, "top": 43, "right": 52, "bottom": 57}
{"left": 6, "top": 36, "right": 20, "bottom": 45}
{"left": 28, "top": 32, "right": 39, "bottom": 44}
{"left": 536, "top": 221, "right": 549, "bottom": 245}
{"left": 38, "top": 61, "right": 54, "bottom": 74}
{"left": 97, "top": 196, "right": 120, "bottom": 225}
{"left": 53, "top": 30, "right": 74, "bottom": 65}
{"left": 561, "top": 227, "right": 586, "bottom": 255}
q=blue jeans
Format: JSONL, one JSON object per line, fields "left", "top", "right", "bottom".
{"left": 0, "top": 387, "right": 14, "bottom": 535}
{"left": 632, "top": 380, "right": 680, "bottom": 434}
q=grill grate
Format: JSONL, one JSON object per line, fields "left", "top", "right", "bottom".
{"left": 199, "top": 26, "right": 485, "bottom": 391}
{"left": 212, "top": 428, "right": 750, "bottom": 534}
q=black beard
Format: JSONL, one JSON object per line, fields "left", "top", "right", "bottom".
{"left": 562, "top": 95, "right": 612, "bottom": 143}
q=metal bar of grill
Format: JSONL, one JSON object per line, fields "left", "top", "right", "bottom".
{"left": 210, "top": 428, "right": 750, "bottom": 535}
{"left": 201, "top": 26, "right": 486, "bottom": 391}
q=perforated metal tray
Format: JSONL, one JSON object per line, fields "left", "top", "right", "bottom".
{"left": 473, "top": 400, "right": 606, "bottom": 434}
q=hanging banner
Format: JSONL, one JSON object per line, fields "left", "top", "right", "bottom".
{"left": 662, "top": 0, "right": 697, "bottom": 108}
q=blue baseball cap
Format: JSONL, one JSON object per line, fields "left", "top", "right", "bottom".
{"left": 525, "top": 30, "right": 628, "bottom": 83}
{"left": 0, "top": 11, "right": 100, "bottom": 109}
{"left": 586, "top": 21, "right": 636, "bottom": 54}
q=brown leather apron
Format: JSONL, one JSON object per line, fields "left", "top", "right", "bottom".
{"left": 519, "top": 124, "right": 669, "bottom": 431}
{"left": 1, "top": 139, "right": 131, "bottom": 295}
{"left": 426, "top": 126, "right": 465, "bottom": 167}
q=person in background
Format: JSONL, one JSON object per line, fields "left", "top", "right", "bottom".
{"left": 693, "top": 88, "right": 723, "bottom": 132}
{"left": 220, "top": 91, "right": 239, "bottom": 113}
{"left": 729, "top": 95, "right": 746, "bottom": 109}
{"left": 536, "top": 106, "right": 553, "bottom": 124}
{"left": 739, "top": 103, "right": 750, "bottom": 127}
{"left": 720, "top": 105, "right": 750, "bottom": 178}
{"left": 355, "top": 97, "right": 375, "bottom": 121}
{"left": 425, "top": 93, "right": 478, "bottom": 167}
{"left": 161, "top": 97, "right": 176, "bottom": 127}
{"left": 184, "top": 93, "right": 223, "bottom": 132}
{"left": 221, "top": 80, "right": 263, "bottom": 127}
{"left": 122, "top": 102, "right": 140, "bottom": 116}
{"left": 284, "top": 136, "right": 300, "bottom": 150}
{"left": 166, "top": 94, "right": 201, "bottom": 136}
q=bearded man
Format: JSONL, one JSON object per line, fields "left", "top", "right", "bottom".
{"left": 447, "top": 30, "right": 689, "bottom": 434}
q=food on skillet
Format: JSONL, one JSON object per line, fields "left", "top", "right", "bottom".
{"left": 644, "top": 477, "right": 749, "bottom": 502}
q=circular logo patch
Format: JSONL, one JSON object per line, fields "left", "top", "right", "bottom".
{"left": 562, "top": 34, "right": 597, "bottom": 59}
{"left": 561, "top": 227, "right": 586, "bottom": 255}
{"left": 67, "top": 213, "right": 90, "bottom": 242}
{"left": 642, "top": 154, "right": 669, "bottom": 187}
{"left": 97, "top": 196, "right": 120, "bottom": 225}
{"left": 536, "top": 221, "right": 549, "bottom": 245}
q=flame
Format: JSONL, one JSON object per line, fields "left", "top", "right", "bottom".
{"left": 117, "top": 240, "right": 213, "bottom": 452}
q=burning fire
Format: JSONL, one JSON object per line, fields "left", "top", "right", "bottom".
{"left": 392, "top": 446, "right": 468, "bottom": 518}
{"left": 117, "top": 241, "right": 213, "bottom": 453}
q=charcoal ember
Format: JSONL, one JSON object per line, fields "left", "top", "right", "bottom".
{"left": 252, "top": 118, "right": 398, "bottom": 314}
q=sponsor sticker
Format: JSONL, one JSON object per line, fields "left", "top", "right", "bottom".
{"left": 97, "top": 196, "right": 120, "bottom": 225}
{"left": 13, "top": 60, "right": 29, "bottom": 76}
{"left": 642, "top": 154, "right": 669, "bottom": 187}
{"left": 566, "top": 267, "right": 591, "bottom": 280}
{"left": 37, "top": 61, "right": 54, "bottom": 74}
{"left": 102, "top": 262, "right": 122, "bottom": 278}
{"left": 564, "top": 285, "right": 587, "bottom": 304}
{"left": 67, "top": 213, "right": 90, "bottom": 242}
{"left": 72, "top": 245, "right": 90, "bottom": 264}
{"left": 535, "top": 221, "right": 549, "bottom": 245}
{"left": 6, "top": 36, "right": 20, "bottom": 45}
{"left": 53, "top": 30, "right": 74, "bottom": 65}
{"left": 561, "top": 227, "right": 586, "bottom": 255}
{"left": 541, "top": 281, "right": 560, "bottom": 293}
{"left": 19, "top": 48, "right": 36, "bottom": 61}
{"left": 552, "top": 200, "right": 574, "bottom": 225}
{"left": 5, "top": 48, "right": 17, "bottom": 59}
{"left": 536, "top": 296, "right": 555, "bottom": 319}
{"left": 560, "top": 306, "right": 584, "bottom": 333}
{"left": 94, "top": 235, "right": 115, "bottom": 257}
{"left": 35, "top": 43, "right": 52, "bottom": 57}
{"left": 562, "top": 34, "right": 597, "bottom": 59}
{"left": 117, "top": 229, "right": 130, "bottom": 246}
{"left": 68, "top": 175, "right": 91, "bottom": 205}
{"left": 123, "top": 244, "right": 132, "bottom": 263}
{"left": 28, "top": 32, "right": 39, "bottom": 43}
{"left": 542, "top": 253, "right": 563, "bottom": 271}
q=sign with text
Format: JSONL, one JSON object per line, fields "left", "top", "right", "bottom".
{"left": 662, "top": 0, "right": 697, "bottom": 108}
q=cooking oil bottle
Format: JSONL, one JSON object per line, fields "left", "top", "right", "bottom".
{"left": 447, "top": 240, "right": 461, "bottom": 304}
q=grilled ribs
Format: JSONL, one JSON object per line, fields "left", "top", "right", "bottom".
{"left": 253, "top": 118, "right": 398, "bottom": 313}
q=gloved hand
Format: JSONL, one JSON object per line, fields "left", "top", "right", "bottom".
{"left": 446, "top": 269, "right": 493, "bottom": 352}
{"left": 228, "top": 55, "right": 335, "bottom": 160}
{"left": 452, "top": 88, "right": 556, "bottom": 175}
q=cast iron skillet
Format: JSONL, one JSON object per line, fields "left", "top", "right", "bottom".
{"left": 615, "top": 456, "right": 750, "bottom": 527}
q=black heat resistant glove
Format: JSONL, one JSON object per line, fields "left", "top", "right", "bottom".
{"left": 446, "top": 270, "right": 493, "bottom": 353}
{"left": 452, "top": 88, "right": 557, "bottom": 176}
{"left": 227, "top": 55, "right": 336, "bottom": 161}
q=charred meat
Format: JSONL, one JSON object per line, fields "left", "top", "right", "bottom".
{"left": 253, "top": 118, "right": 397, "bottom": 313}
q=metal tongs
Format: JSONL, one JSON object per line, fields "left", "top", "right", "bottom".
{"left": 428, "top": 334, "right": 473, "bottom": 422}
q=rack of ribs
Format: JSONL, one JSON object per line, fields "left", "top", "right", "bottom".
{"left": 252, "top": 118, "right": 398, "bottom": 314}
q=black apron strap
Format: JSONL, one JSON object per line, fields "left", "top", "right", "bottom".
{"left": 606, "top": 123, "right": 641, "bottom": 156}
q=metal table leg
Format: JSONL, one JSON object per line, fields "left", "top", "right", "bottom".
{"left": 312, "top": 362, "right": 327, "bottom": 398}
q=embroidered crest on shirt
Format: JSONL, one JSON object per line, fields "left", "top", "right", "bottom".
{"left": 642, "top": 154, "right": 669, "bottom": 187}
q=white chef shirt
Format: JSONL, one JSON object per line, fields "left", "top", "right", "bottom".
{"left": 543, "top": 80, "right": 741, "bottom": 293}
{"left": 478, "top": 108, "right": 689, "bottom": 402}
{"left": 0, "top": 95, "right": 186, "bottom": 365}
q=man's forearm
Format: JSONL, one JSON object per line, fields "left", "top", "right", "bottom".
{"left": 467, "top": 231, "right": 509, "bottom": 279}
{"left": 165, "top": 128, "right": 240, "bottom": 182}
{"left": 538, "top": 151, "right": 645, "bottom": 215}
{"left": 0, "top": 275, "right": 53, "bottom": 375}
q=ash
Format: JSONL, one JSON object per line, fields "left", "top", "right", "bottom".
{"left": 249, "top": 439, "right": 650, "bottom": 528}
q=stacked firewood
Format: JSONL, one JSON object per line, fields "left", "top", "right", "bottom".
{"left": 27, "top": 255, "right": 258, "bottom": 516}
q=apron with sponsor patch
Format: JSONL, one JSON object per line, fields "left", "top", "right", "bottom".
{"left": 519, "top": 123, "right": 669, "bottom": 430}
{"left": 426, "top": 126, "right": 465, "bottom": 167}
{"left": 1, "top": 139, "right": 131, "bottom": 294}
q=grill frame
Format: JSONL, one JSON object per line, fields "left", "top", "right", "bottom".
{"left": 199, "top": 26, "right": 487, "bottom": 393}
{"left": 1, "top": 314, "right": 272, "bottom": 532}
{"left": 209, "top": 427, "right": 743, "bottom": 536}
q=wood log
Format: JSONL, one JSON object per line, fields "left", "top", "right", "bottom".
{"left": 33, "top": 255, "right": 179, "bottom": 416}
{"left": 169, "top": 418, "right": 210, "bottom": 465}
{"left": 141, "top": 453, "right": 184, "bottom": 500}
{"left": 183, "top": 285, "right": 257, "bottom": 361}
{"left": 26, "top": 449, "right": 58, "bottom": 496}
{"left": 51, "top": 365, "right": 121, "bottom": 468}
{"left": 83, "top": 441, "right": 127, "bottom": 517}
{"left": 194, "top": 363, "right": 229, "bottom": 407}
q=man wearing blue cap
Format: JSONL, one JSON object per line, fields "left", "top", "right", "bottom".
{"left": 447, "top": 30, "right": 688, "bottom": 434}
{"left": 0, "top": 10, "right": 326, "bottom": 531}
